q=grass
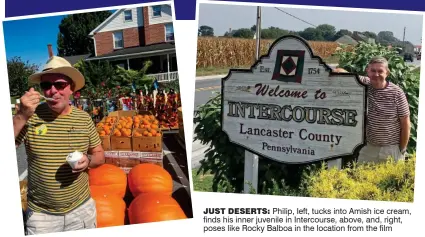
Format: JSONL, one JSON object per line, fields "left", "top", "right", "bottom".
{"left": 195, "top": 56, "right": 340, "bottom": 77}
{"left": 192, "top": 168, "right": 215, "bottom": 192}
{"left": 195, "top": 66, "right": 246, "bottom": 77}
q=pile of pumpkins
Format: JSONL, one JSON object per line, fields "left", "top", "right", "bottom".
{"left": 88, "top": 163, "right": 186, "bottom": 228}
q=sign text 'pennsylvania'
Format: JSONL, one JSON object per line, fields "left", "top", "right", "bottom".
{"left": 221, "top": 36, "right": 367, "bottom": 164}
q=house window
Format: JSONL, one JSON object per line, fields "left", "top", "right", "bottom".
{"left": 113, "top": 31, "right": 123, "bottom": 49}
{"left": 165, "top": 23, "right": 174, "bottom": 41}
{"left": 124, "top": 10, "right": 132, "bottom": 21}
{"left": 152, "top": 6, "right": 161, "bottom": 17}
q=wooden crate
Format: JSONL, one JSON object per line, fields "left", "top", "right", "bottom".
{"left": 96, "top": 123, "right": 115, "bottom": 151}
{"left": 98, "top": 132, "right": 112, "bottom": 151}
{"left": 111, "top": 134, "right": 132, "bottom": 151}
{"left": 108, "top": 110, "right": 137, "bottom": 119}
{"left": 104, "top": 151, "right": 163, "bottom": 174}
{"left": 132, "top": 128, "right": 162, "bottom": 152}
{"left": 140, "top": 151, "right": 163, "bottom": 167}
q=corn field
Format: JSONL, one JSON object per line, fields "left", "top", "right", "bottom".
{"left": 197, "top": 37, "right": 342, "bottom": 69}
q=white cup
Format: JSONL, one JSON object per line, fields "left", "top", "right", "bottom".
{"left": 66, "top": 151, "right": 84, "bottom": 169}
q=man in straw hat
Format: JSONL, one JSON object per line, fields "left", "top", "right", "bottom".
{"left": 13, "top": 56, "right": 105, "bottom": 235}
{"left": 334, "top": 56, "right": 411, "bottom": 164}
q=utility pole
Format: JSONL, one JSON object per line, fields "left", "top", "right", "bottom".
{"left": 403, "top": 27, "right": 406, "bottom": 43}
{"left": 255, "top": 6, "right": 261, "bottom": 60}
{"left": 244, "top": 6, "right": 261, "bottom": 194}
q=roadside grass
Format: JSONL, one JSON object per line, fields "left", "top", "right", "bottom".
{"left": 195, "top": 66, "right": 247, "bottom": 77}
{"left": 192, "top": 168, "right": 234, "bottom": 192}
{"left": 192, "top": 168, "right": 214, "bottom": 192}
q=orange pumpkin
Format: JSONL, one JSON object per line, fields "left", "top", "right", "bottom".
{"left": 89, "top": 164, "right": 127, "bottom": 198}
{"left": 92, "top": 194, "right": 126, "bottom": 228}
{"left": 128, "top": 193, "right": 186, "bottom": 224}
{"left": 128, "top": 163, "right": 173, "bottom": 197}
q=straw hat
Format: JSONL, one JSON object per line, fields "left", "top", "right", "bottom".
{"left": 28, "top": 56, "right": 85, "bottom": 92}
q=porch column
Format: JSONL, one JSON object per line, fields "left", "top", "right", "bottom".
{"left": 160, "top": 55, "right": 164, "bottom": 71}
{"left": 127, "top": 59, "right": 130, "bottom": 70}
{"left": 167, "top": 53, "right": 170, "bottom": 81}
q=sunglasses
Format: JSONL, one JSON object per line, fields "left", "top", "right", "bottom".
{"left": 40, "top": 81, "right": 70, "bottom": 90}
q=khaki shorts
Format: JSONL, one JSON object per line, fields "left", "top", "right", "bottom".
{"left": 25, "top": 198, "right": 97, "bottom": 235}
{"left": 357, "top": 143, "right": 405, "bottom": 164}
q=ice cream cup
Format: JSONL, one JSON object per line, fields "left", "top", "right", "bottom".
{"left": 66, "top": 151, "right": 84, "bottom": 169}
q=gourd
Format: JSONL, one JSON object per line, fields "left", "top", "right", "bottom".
{"left": 128, "top": 193, "right": 186, "bottom": 224}
{"left": 92, "top": 194, "right": 126, "bottom": 228}
{"left": 89, "top": 164, "right": 127, "bottom": 198}
{"left": 128, "top": 163, "right": 173, "bottom": 197}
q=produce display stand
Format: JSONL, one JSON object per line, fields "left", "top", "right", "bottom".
{"left": 95, "top": 109, "right": 193, "bottom": 221}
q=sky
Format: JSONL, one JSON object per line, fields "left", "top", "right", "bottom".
{"left": 3, "top": 15, "right": 65, "bottom": 69}
{"left": 198, "top": 4, "right": 424, "bottom": 46}
{"left": 3, "top": 10, "right": 117, "bottom": 70}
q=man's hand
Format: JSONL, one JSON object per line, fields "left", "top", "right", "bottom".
{"left": 17, "top": 88, "right": 41, "bottom": 120}
{"left": 72, "top": 154, "right": 90, "bottom": 173}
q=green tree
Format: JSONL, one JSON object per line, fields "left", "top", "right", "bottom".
{"left": 362, "top": 31, "right": 377, "bottom": 39}
{"left": 232, "top": 28, "right": 255, "bottom": 39}
{"left": 7, "top": 57, "right": 39, "bottom": 97}
{"left": 261, "top": 27, "right": 289, "bottom": 39}
{"left": 298, "top": 27, "right": 324, "bottom": 41}
{"left": 333, "top": 29, "right": 353, "bottom": 41}
{"left": 316, "top": 24, "right": 336, "bottom": 41}
{"left": 198, "top": 25, "right": 214, "bottom": 37}
{"left": 376, "top": 31, "right": 399, "bottom": 46}
{"left": 57, "top": 11, "right": 112, "bottom": 56}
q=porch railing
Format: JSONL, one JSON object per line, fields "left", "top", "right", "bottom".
{"left": 147, "top": 71, "right": 179, "bottom": 82}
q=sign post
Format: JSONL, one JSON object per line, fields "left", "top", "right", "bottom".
{"left": 221, "top": 35, "right": 367, "bottom": 193}
{"left": 243, "top": 6, "right": 262, "bottom": 194}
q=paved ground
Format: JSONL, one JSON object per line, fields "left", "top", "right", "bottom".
{"left": 17, "top": 144, "right": 27, "bottom": 178}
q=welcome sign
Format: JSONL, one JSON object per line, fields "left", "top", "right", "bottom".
{"left": 221, "top": 35, "right": 367, "bottom": 164}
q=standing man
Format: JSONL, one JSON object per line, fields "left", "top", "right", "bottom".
{"left": 13, "top": 56, "right": 105, "bottom": 235}
{"left": 335, "top": 56, "right": 411, "bottom": 163}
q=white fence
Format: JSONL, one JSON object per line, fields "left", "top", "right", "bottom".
{"left": 148, "top": 71, "right": 179, "bottom": 82}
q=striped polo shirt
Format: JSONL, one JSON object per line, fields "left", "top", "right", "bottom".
{"left": 16, "top": 103, "right": 101, "bottom": 214}
{"left": 359, "top": 76, "right": 410, "bottom": 146}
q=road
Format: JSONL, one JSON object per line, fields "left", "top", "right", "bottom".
{"left": 193, "top": 78, "right": 221, "bottom": 111}
{"left": 192, "top": 78, "right": 223, "bottom": 169}
{"left": 17, "top": 145, "right": 27, "bottom": 179}
{"left": 191, "top": 60, "right": 422, "bottom": 169}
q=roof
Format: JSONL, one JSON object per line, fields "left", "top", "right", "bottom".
{"left": 85, "top": 42, "right": 175, "bottom": 61}
{"left": 335, "top": 35, "right": 358, "bottom": 45}
{"left": 63, "top": 54, "right": 91, "bottom": 65}
{"left": 88, "top": 9, "right": 124, "bottom": 36}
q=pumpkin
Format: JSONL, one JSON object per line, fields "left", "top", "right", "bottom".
{"left": 128, "top": 163, "right": 173, "bottom": 197}
{"left": 128, "top": 193, "right": 186, "bottom": 224}
{"left": 92, "top": 194, "right": 126, "bottom": 228}
{"left": 89, "top": 164, "right": 127, "bottom": 198}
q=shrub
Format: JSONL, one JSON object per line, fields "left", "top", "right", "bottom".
{"left": 300, "top": 155, "right": 416, "bottom": 202}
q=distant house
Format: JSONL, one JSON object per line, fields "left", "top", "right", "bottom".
{"left": 352, "top": 31, "right": 375, "bottom": 44}
{"left": 335, "top": 35, "right": 359, "bottom": 46}
{"left": 84, "top": 4, "right": 178, "bottom": 82}
{"left": 414, "top": 45, "right": 421, "bottom": 54}
{"left": 335, "top": 31, "right": 375, "bottom": 46}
